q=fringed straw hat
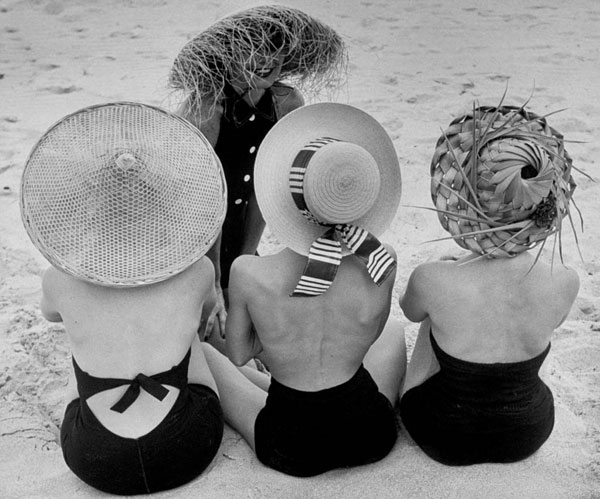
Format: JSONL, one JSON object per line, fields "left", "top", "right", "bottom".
{"left": 255, "top": 103, "right": 401, "bottom": 296}
{"left": 20, "top": 102, "right": 227, "bottom": 287}
{"left": 169, "top": 4, "right": 347, "bottom": 106}
{"left": 430, "top": 104, "right": 577, "bottom": 258}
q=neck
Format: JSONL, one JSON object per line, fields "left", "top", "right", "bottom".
{"left": 242, "top": 88, "right": 266, "bottom": 107}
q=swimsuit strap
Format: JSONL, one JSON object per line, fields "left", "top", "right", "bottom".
{"left": 72, "top": 349, "right": 192, "bottom": 413}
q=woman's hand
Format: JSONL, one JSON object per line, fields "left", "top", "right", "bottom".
{"left": 204, "top": 284, "right": 227, "bottom": 340}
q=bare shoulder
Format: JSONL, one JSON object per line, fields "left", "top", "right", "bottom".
{"left": 42, "top": 266, "right": 73, "bottom": 294}
{"left": 184, "top": 257, "right": 215, "bottom": 287}
{"left": 550, "top": 263, "right": 580, "bottom": 300}
{"left": 229, "top": 254, "right": 262, "bottom": 291}
{"left": 271, "top": 83, "right": 304, "bottom": 118}
{"left": 409, "top": 259, "right": 451, "bottom": 283}
{"left": 175, "top": 95, "right": 222, "bottom": 147}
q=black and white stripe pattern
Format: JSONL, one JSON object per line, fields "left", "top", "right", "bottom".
{"left": 289, "top": 138, "right": 396, "bottom": 297}
{"left": 292, "top": 227, "right": 342, "bottom": 296}
{"left": 337, "top": 224, "right": 395, "bottom": 285}
{"left": 289, "top": 137, "right": 340, "bottom": 225}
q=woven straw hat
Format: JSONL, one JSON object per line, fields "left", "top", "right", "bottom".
{"left": 21, "top": 102, "right": 227, "bottom": 286}
{"left": 430, "top": 104, "right": 576, "bottom": 257}
{"left": 255, "top": 103, "right": 401, "bottom": 255}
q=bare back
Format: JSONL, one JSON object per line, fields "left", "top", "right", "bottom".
{"left": 227, "top": 247, "right": 396, "bottom": 391}
{"left": 402, "top": 252, "right": 580, "bottom": 363}
{"left": 41, "top": 257, "right": 217, "bottom": 437}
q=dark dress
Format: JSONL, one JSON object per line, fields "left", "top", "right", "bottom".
{"left": 214, "top": 83, "right": 294, "bottom": 288}
{"left": 400, "top": 331, "right": 554, "bottom": 465}
{"left": 60, "top": 350, "right": 224, "bottom": 495}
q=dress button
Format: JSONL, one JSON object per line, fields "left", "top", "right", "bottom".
{"left": 249, "top": 146, "right": 256, "bottom": 154}
{"left": 234, "top": 198, "right": 243, "bottom": 205}
{"left": 244, "top": 174, "right": 251, "bottom": 182}
{"left": 249, "top": 114, "right": 256, "bottom": 122}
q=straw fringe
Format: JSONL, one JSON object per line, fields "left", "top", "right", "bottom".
{"left": 169, "top": 5, "right": 347, "bottom": 115}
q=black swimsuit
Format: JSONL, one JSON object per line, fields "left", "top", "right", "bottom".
{"left": 61, "top": 350, "right": 223, "bottom": 495}
{"left": 255, "top": 365, "right": 398, "bottom": 477}
{"left": 214, "top": 84, "right": 288, "bottom": 288}
{"left": 400, "top": 332, "right": 554, "bottom": 465}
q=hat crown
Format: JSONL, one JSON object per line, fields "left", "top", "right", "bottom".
{"left": 303, "top": 142, "right": 380, "bottom": 224}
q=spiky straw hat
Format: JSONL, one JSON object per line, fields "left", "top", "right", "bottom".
{"left": 430, "top": 104, "right": 577, "bottom": 258}
{"left": 169, "top": 4, "right": 347, "bottom": 107}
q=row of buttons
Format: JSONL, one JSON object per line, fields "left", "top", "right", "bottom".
{"left": 234, "top": 175, "right": 252, "bottom": 205}
{"left": 233, "top": 110, "right": 259, "bottom": 204}
{"left": 233, "top": 142, "right": 257, "bottom": 204}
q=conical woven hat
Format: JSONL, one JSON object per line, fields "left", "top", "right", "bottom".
{"left": 255, "top": 103, "right": 401, "bottom": 256}
{"left": 21, "top": 102, "right": 227, "bottom": 287}
{"left": 430, "top": 105, "right": 576, "bottom": 257}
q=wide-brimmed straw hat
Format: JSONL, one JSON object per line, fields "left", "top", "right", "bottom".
{"left": 255, "top": 102, "right": 401, "bottom": 256}
{"left": 21, "top": 102, "right": 227, "bottom": 287}
{"left": 255, "top": 103, "right": 401, "bottom": 296}
{"left": 430, "top": 104, "right": 576, "bottom": 258}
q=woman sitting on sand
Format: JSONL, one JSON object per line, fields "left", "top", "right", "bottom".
{"left": 201, "top": 103, "right": 406, "bottom": 477}
{"left": 399, "top": 103, "right": 580, "bottom": 465}
{"left": 169, "top": 5, "right": 347, "bottom": 340}
{"left": 20, "top": 103, "right": 228, "bottom": 494}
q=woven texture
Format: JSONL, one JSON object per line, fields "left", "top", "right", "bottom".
{"left": 255, "top": 103, "right": 401, "bottom": 257}
{"left": 21, "top": 102, "right": 226, "bottom": 286}
{"left": 430, "top": 105, "right": 576, "bottom": 257}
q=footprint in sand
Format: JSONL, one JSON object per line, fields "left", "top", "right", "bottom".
{"left": 44, "top": 2, "right": 64, "bottom": 16}
{"left": 38, "top": 63, "right": 60, "bottom": 71}
{"left": 487, "top": 74, "right": 510, "bottom": 82}
{"left": 42, "top": 85, "right": 80, "bottom": 94}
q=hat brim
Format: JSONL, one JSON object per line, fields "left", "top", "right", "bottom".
{"left": 20, "top": 102, "right": 227, "bottom": 287}
{"left": 255, "top": 102, "right": 401, "bottom": 255}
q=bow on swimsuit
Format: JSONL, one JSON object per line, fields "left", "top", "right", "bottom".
{"left": 60, "top": 349, "right": 224, "bottom": 495}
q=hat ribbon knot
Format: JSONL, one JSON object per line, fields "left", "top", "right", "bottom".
{"left": 288, "top": 138, "right": 396, "bottom": 297}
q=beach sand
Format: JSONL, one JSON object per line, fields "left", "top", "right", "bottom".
{"left": 1, "top": 0, "right": 599, "bottom": 497}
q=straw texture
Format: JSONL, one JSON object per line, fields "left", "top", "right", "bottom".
{"left": 303, "top": 142, "right": 381, "bottom": 224}
{"left": 21, "top": 102, "right": 227, "bottom": 286}
{"left": 430, "top": 104, "right": 576, "bottom": 257}
{"left": 169, "top": 4, "right": 347, "bottom": 113}
{"left": 255, "top": 103, "right": 401, "bottom": 256}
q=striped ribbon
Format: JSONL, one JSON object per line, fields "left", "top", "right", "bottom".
{"left": 289, "top": 138, "right": 396, "bottom": 297}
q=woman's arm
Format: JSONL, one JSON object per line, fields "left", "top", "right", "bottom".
{"left": 225, "top": 257, "right": 263, "bottom": 366}
{"left": 176, "top": 94, "right": 222, "bottom": 147}
{"left": 203, "top": 232, "right": 227, "bottom": 339}
{"left": 240, "top": 193, "right": 266, "bottom": 256}
{"left": 399, "top": 265, "right": 430, "bottom": 323}
{"left": 41, "top": 268, "right": 63, "bottom": 322}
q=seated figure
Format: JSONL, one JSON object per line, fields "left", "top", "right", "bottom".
{"left": 202, "top": 103, "right": 407, "bottom": 477}
{"left": 21, "top": 103, "right": 228, "bottom": 494}
{"left": 399, "top": 103, "right": 580, "bottom": 465}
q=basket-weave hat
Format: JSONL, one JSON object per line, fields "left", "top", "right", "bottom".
{"left": 20, "top": 102, "right": 227, "bottom": 286}
{"left": 430, "top": 104, "right": 576, "bottom": 257}
{"left": 255, "top": 103, "right": 401, "bottom": 296}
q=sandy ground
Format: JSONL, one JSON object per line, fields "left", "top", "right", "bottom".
{"left": 1, "top": 0, "right": 599, "bottom": 497}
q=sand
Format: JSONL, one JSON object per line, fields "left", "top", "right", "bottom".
{"left": 1, "top": 0, "right": 599, "bottom": 497}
